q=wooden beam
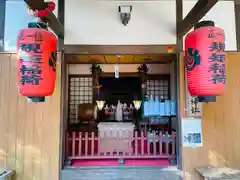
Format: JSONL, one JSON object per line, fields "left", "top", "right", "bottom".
{"left": 41, "top": 13, "right": 64, "bottom": 38}
{"left": 58, "top": 0, "right": 65, "bottom": 51}
{"left": 65, "top": 54, "right": 175, "bottom": 64}
{"left": 178, "top": 0, "right": 219, "bottom": 37}
{"left": 63, "top": 45, "right": 177, "bottom": 55}
{"left": 24, "top": 0, "right": 47, "bottom": 10}
{"left": 24, "top": 0, "right": 64, "bottom": 38}
{"left": 176, "top": 0, "right": 183, "bottom": 50}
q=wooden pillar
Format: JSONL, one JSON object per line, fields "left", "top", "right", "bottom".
{"left": 60, "top": 52, "right": 67, "bottom": 168}
{"left": 91, "top": 64, "right": 103, "bottom": 102}
{"left": 58, "top": 0, "right": 66, "bottom": 169}
{"left": 140, "top": 72, "right": 146, "bottom": 121}
{"left": 234, "top": 1, "right": 240, "bottom": 51}
{"left": 138, "top": 64, "right": 148, "bottom": 121}
{"left": 92, "top": 71, "right": 97, "bottom": 103}
{"left": 58, "top": 0, "right": 65, "bottom": 51}
{"left": 176, "top": 0, "right": 183, "bottom": 169}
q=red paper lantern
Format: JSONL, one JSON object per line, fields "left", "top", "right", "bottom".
{"left": 17, "top": 22, "right": 57, "bottom": 102}
{"left": 185, "top": 21, "right": 226, "bottom": 97}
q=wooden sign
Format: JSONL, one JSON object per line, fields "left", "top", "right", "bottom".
{"left": 185, "top": 81, "right": 203, "bottom": 117}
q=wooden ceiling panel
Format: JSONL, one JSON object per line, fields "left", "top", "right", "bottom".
{"left": 66, "top": 54, "right": 176, "bottom": 64}
{"left": 88, "top": 55, "right": 105, "bottom": 62}
{"left": 105, "top": 55, "right": 135, "bottom": 63}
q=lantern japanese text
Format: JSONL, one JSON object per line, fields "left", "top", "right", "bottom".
{"left": 17, "top": 22, "right": 57, "bottom": 102}
{"left": 185, "top": 21, "right": 226, "bottom": 97}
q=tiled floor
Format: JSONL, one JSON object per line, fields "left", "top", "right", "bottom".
{"left": 61, "top": 166, "right": 182, "bottom": 180}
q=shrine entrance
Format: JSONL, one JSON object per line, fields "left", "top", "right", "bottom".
{"left": 62, "top": 53, "right": 181, "bottom": 167}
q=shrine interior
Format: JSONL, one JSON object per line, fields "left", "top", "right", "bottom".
{"left": 65, "top": 54, "right": 178, "bottom": 164}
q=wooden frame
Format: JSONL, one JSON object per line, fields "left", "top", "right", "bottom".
{"left": 60, "top": 0, "right": 223, "bottom": 170}
{"left": 65, "top": 54, "right": 175, "bottom": 64}
{"left": 99, "top": 72, "right": 140, "bottom": 78}
{"left": 58, "top": 0, "right": 65, "bottom": 50}
{"left": 64, "top": 45, "right": 177, "bottom": 55}
{"left": 175, "top": 0, "right": 183, "bottom": 169}
{"left": 178, "top": 0, "right": 219, "bottom": 37}
{"left": 60, "top": 52, "right": 67, "bottom": 168}
{"left": 146, "top": 74, "right": 171, "bottom": 100}
{"left": 24, "top": 0, "right": 64, "bottom": 37}
{"left": 62, "top": 57, "right": 179, "bottom": 167}
{"left": 235, "top": 1, "right": 240, "bottom": 51}
{"left": 67, "top": 74, "right": 94, "bottom": 125}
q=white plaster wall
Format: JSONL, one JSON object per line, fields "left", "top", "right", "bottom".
{"left": 65, "top": 0, "right": 237, "bottom": 49}
{"left": 183, "top": 0, "right": 237, "bottom": 51}
{"left": 68, "top": 64, "right": 170, "bottom": 75}
{"left": 64, "top": 0, "right": 176, "bottom": 45}
{"left": 68, "top": 64, "right": 92, "bottom": 75}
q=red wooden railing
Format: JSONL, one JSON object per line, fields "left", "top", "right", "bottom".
{"left": 66, "top": 131, "right": 176, "bottom": 160}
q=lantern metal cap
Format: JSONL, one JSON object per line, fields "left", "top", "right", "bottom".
{"left": 27, "top": 97, "right": 45, "bottom": 103}
{"left": 198, "top": 96, "right": 216, "bottom": 103}
{"left": 194, "top": 21, "right": 215, "bottom": 29}
{"left": 28, "top": 22, "right": 47, "bottom": 29}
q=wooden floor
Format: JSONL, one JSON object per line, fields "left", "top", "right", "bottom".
{"left": 61, "top": 166, "right": 181, "bottom": 180}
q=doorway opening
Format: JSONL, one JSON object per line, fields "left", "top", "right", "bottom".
{"left": 63, "top": 54, "right": 178, "bottom": 167}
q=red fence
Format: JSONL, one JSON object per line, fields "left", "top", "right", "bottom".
{"left": 66, "top": 131, "right": 176, "bottom": 160}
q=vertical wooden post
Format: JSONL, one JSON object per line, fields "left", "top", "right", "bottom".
{"left": 140, "top": 71, "right": 146, "bottom": 120}
{"left": 134, "top": 131, "right": 138, "bottom": 156}
{"left": 176, "top": 0, "right": 183, "bottom": 169}
{"left": 72, "top": 132, "right": 76, "bottom": 157}
{"left": 110, "top": 130, "right": 113, "bottom": 156}
{"left": 128, "top": 130, "right": 132, "bottom": 155}
{"left": 78, "top": 132, "right": 82, "bottom": 156}
{"left": 85, "top": 132, "right": 88, "bottom": 156}
{"left": 92, "top": 66, "right": 96, "bottom": 103}
{"left": 165, "top": 132, "right": 169, "bottom": 155}
{"left": 153, "top": 131, "right": 156, "bottom": 155}
{"left": 235, "top": 1, "right": 240, "bottom": 51}
{"left": 141, "top": 131, "right": 144, "bottom": 155}
{"left": 139, "top": 64, "right": 148, "bottom": 122}
{"left": 172, "top": 132, "right": 176, "bottom": 156}
{"left": 65, "top": 132, "right": 69, "bottom": 159}
{"left": 159, "top": 132, "right": 162, "bottom": 155}
{"left": 91, "top": 132, "right": 95, "bottom": 156}
{"left": 58, "top": 0, "right": 65, "bottom": 168}
{"left": 60, "top": 52, "right": 67, "bottom": 167}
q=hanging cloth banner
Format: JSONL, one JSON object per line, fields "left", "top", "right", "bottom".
{"left": 114, "top": 64, "right": 119, "bottom": 78}
{"left": 115, "top": 55, "right": 120, "bottom": 78}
